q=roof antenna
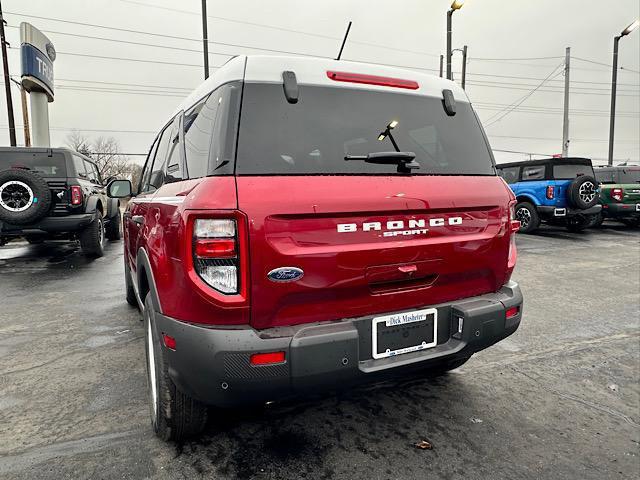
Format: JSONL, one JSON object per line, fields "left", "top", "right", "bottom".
{"left": 335, "top": 21, "right": 352, "bottom": 60}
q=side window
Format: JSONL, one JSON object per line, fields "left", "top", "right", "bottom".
{"left": 72, "top": 155, "right": 88, "bottom": 179}
{"left": 139, "top": 138, "right": 160, "bottom": 194}
{"left": 209, "top": 83, "right": 241, "bottom": 175}
{"left": 147, "top": 122, "right": 174, "bottom": 192}
{"left": 184, "top": 92, "right": 219, "bottom": 179}
{"left": 86, "top": 162, "right": 101, "bottom": 184}
{"left": 164, "top": 115, "right": 185, "bottom": 183}
{"left": 522, "top": 165, "right": 545, "bottom": 181}
{"left": 498, "top": 166, "right": 520, "bottom": 184}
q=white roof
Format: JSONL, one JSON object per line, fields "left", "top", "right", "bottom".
{"left": 173, "top": 55, "right": 469, "bottom": 116}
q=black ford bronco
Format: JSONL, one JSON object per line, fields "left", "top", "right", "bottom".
{"left": 0, "top": 147, "right": 121, "bottom": 256}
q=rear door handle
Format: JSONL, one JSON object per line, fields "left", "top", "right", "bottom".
{"left": 132, "top": 215, "right": 144, "bottom": 225}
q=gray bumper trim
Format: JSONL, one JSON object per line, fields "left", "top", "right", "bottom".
{"left": 153, "top": 281, "right": 523, "bottom": 407}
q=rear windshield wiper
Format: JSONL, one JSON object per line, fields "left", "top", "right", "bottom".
{"left": 345, "top": 151, "right": 420, "bottom": 174}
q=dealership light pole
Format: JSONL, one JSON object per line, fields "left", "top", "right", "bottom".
{"left": 446, "top": 0, "right": 464, "bottom": 81}
{"left": 608, "top": 19, "right": 639, "bottom": 166}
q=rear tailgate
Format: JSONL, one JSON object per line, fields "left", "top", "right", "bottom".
{"left": 238, "top": 176, "right": 510, "bottom": 329}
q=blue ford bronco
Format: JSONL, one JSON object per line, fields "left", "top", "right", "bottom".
{"left": 496, "top": 157, "right": 601, "bottom": 233}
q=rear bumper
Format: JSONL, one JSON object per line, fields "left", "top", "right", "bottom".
{"left": 602, "top": 203, "right": 640, "bottom": 218}
{"left": 537, "top": 205, "right": 601, "bottom": 218}
{"left": 0, "top": 213, "right": 95, "bottom": 235}
{"left": 153, "top": 281, "right": 523, "bottom": 407}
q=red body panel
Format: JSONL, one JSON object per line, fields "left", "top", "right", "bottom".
{"left": 125, "top": 175, "right": 515, "bottom": 329}
{"left": 236, "top": 175, "right": 514, "bottom": 329}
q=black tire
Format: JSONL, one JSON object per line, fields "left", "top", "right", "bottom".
{"left": 586, "top": 212, "right": 604, "bottom": 228}
{"left": 567, "top": 176, "right": 598, "bottom": 209}
{"left": 0, "top": 236, "right": 8, "bottom": 246}
{"left": 0, "top": 168, "right": 52, "bottom": 225}
{"left": 24, "top": 235, "right": 45, "bottom": 244}
{"left": 621, "top": 217, "right": 640, "bottom": 228}
{"left": 566, "top": 215, "right": 588, "bottom": 233}
{"left": 144, "top": 294, "right": 208, "bottom": 441}
{"left": 124, "top": 254, "right": 138, "bottom": 308}
{"left": 514, "top": 202, "right": 540, "bottom": 233}
{"left": 105, "top": 211, "right": 122, "bottom": 241}
{"left": 79, "top": 211, "right": 106, "bottom": 257}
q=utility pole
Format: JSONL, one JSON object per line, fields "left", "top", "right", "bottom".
{"left": 439, "top": 55, "right": 443, "bottom": 77}
{"left": 10, "top": 78, "right": 29, "bottom": 146}
{"left": 201, "top": 0, "right": 209, "bottom": 79}
{"left": 562, "top": 47, "right": 570, "bottom": 157}
{"left": 446, "top": 10, "right": 453, "bottom": 80}
{"left": 0, "top": 1, "right": 17, "bottom": 146}
{"left": 461, "top": 45, "right": 468, "bottom": 90}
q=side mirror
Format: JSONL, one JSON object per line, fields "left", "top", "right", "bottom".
{"left": 107, "top": 179, "right": 133, "bottom": 198}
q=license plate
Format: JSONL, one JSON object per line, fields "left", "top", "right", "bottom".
{"left": 636, "top": 204, "right": 640, "bottom": 212}
{"left": 372, "top": 308, "right": 438, "bottom": 359}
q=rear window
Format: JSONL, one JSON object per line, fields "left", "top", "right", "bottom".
{"left": 235, "top": 84, "right": 495, "bottom": 176}
{"left": 618, "top": 168, "right": 640, "bottom": 184}
{"left": 0, "top": 151, "right": 66, "bottom": 177}
{"left": 553, "top": 164, "right": 594, "bottom": 180}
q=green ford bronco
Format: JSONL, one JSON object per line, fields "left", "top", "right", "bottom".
{"left": 593, "top": 165, "right": 640, "bottom": 227}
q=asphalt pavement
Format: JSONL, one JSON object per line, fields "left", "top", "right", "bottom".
{"left": 0, "top": 222, "right": 638, "bottom": 480}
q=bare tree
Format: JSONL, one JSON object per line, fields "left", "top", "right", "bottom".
{"left": 66, "top": 132, "right": 133, "bottom": 181}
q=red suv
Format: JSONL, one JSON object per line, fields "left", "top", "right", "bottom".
{"left": 108, "top": 55, "right": 523, "bottom": 441}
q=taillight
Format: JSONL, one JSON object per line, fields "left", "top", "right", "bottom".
{"left": 326, "top": 71, "right": 419, "bottom": 90}
{"left": 611, "top": 188, "right": 624, "bottom": 202}
{"left": 507, "top": 200, "right": 518, "bottom": 277}
{"left": 70, "top": 185, "right": 83, "bottom": 205}
{"left": 546, "top": 185, "right": 555, "bottom": 200}
{"left": 192, "top": 219, "right": 239, "bottom": 294}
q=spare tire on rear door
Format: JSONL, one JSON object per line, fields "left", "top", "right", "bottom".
{"left": 0, "top": 168, "right": 52, "bottom": 225}
{"left": 567, "top": 175, "right": 598, "bottom": 209}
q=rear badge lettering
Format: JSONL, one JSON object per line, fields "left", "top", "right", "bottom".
{"left": 337, "top": 217, "right": 463, "bottom": 238}
{"left": 267, "top": 267, "right": 304, "bottom": 283}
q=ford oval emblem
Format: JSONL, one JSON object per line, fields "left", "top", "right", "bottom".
{"left": 267, "top": 267, "right": 304, "bottom": 283}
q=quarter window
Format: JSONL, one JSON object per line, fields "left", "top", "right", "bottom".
{"left": 522, "top": 166, "right": 545, "bottom": 181}
{"left": 146, "top": 122, "right": 174, "bottom": 192}
{"left": 72, "top": 155, "right": 88, "bottom": 179}
{"left": 498, "top": 166, "right": 520, "bottom": 184}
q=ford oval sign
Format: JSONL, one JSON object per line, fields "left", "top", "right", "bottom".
{"left": 267, "top": 267, "right": 304, "bottom": 283}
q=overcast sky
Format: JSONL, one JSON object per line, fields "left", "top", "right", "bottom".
{"left": 1, "top": 0, "right": 638, "bottom": 165}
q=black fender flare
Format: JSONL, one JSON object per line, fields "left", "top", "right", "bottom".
{"left": 136, "top": 247, "right": 163, "bottom": 314}
{"left": 84, "top": 196, "right": 104, "bottom": 217}
{"left": 106, "top": 197, "right": 120, "bottom": 219}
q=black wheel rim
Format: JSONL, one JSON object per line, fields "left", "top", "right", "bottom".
{"left": 0, "top": 181, "right": 34, "bottom": 212}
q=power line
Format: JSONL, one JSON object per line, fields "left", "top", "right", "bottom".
{"left": 573, "top": 56, "right": 640, "bottom": 74}
{"left": 4, "top": 24, "right": 326, "bottom": 58}
{"left": 116, "top": 0, "right": 441, "bottom": 58}
{"left": 484, "top": 63, "right": 565, "bottom": 126}
{"left": 7, "top": 44, "right": 221, "bottom": 68}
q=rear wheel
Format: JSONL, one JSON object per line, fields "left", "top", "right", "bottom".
{"left": 586, "top": 212, "right": 604, "bottom": 228}
{"left": 144, "top": 294, "right": 208, "bottom": 441}
{"left": 79, "top": 211, "right": 106, "bottom": 257}
{"left": 514, "top": 202, "right": 540, "bottom": 233}
{"left": 566, "top": 215, "right": 588, "bottom": 233}
{"left": 621, "top": 217, "right": 640, "bottom": 228}
{"left": 0, "top": 236, "right": 8, "bottom": 246}
{"left": 24, "top": 235, "right": 45, "bottom": 244}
